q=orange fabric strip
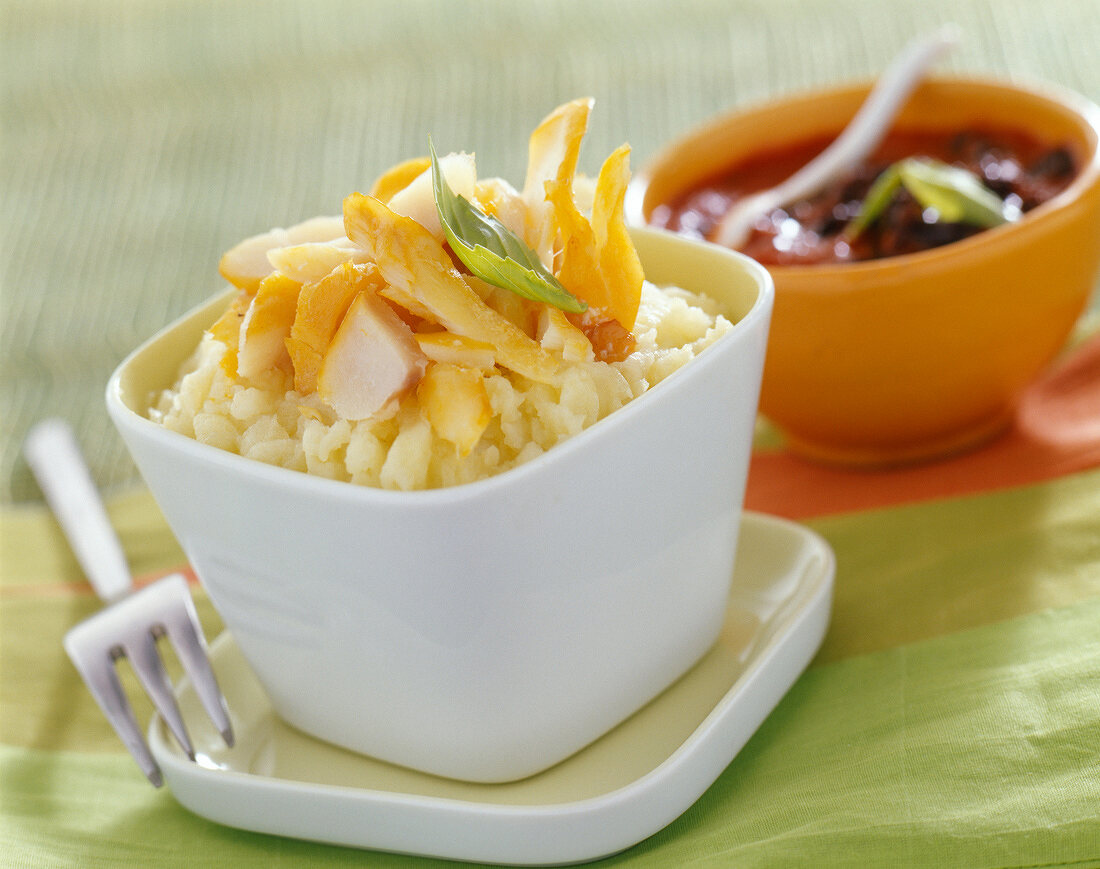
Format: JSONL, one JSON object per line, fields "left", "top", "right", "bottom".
{"left": 746, "top": 334, "right": 1100, "bottom": 520}
{"left": 0, "top": 567, "right": 199, "bottom": 600}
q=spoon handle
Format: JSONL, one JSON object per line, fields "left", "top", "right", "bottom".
{"left": 714, "top": 25, "right": 960, "bottom": 248}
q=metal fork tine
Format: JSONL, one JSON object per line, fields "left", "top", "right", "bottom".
{"left": 161, "top": 582, "right": 235, "bottom": 747}
{"left": 63, "top": 634, "right": 163, "bottom": 786}
{"left": 126, "top": 630, "right": 196, "bottom": 761}
{"left": 29, "top": 419, "right": 234, "bottom": 787}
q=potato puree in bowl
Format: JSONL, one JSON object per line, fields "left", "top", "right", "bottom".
{"left": 151, "top": 99, "right": 733, "bottom": 490}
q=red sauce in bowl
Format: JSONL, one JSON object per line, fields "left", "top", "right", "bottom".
{"left": 650, "top": 128, "right": 1078, "bottom": 264}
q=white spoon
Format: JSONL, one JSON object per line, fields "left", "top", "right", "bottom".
{"left": 713, "top": 25, "right": 961, "bottom": 249}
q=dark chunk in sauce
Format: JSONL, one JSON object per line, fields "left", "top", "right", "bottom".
{"left": 650, "top": 128, "right": 1078, "bottom": 265}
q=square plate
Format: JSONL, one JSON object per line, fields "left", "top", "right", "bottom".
{"left": 150, "top": 511, "right": 834, "bottom": 865}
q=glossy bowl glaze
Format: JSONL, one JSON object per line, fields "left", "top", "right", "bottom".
{"left": 628, "top": 77, "right": 1100, "bottom": 466}
{"left": 107, "top": 226, "right": 773, "bottom": 783}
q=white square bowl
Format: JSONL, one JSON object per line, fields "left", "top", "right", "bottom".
{"left": 107, "top": 226, "right": 773, "bottom": 782}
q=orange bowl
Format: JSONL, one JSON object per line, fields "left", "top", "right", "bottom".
{"left": 627, "top": 77, "right": 1100, "bottom": 466}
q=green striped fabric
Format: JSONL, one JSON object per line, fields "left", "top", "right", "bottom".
{"left": 3, "top": 0, "right": 1098, "bottom": 504}
{"left": 3, "top": 0, "right": 1100, "bottom": 865}
{"left": 4, "top": 473, "right": 1100, "bottom": 866}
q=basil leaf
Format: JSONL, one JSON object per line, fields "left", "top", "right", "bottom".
{"left": 429, "top": 140, "right": 586, "bottom": 313}
{"left": 897, "top": 158, "right": 1012, "bottom": 227}
{"left": 845, "top": 157, "right": 1014, "bottom": 241}
{"left": 843, "top": 163, "right": 902, "bottom": 241}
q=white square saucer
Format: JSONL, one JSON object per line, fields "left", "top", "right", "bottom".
{"left": 149, "top": 511, "right": 834, "bottom": 865}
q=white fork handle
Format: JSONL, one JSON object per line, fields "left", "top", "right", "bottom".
{"left": 714, "top": 25, "right": 961, "bottom": 248}
{"left": 24, "top": 419, "right": 132, "bottom": 603}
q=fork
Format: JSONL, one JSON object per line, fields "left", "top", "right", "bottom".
{"left": 23, "top": 418, "right": 234, "bottom": 786}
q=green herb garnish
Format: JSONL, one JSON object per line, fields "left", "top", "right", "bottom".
{"left": 429, "top": 140, "right": 586, "bottom": 313}
{"left": 844, "top": 157, "right": 1016, "bottom": 241}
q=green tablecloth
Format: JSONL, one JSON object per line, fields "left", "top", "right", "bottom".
{"left": 3, "top": 1, "right": 1099, "bottom": 866}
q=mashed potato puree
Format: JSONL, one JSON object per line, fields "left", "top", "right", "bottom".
{"left": 149, "top": 97, "right": 735, "bottom": 490}
{"left": 152, "top": 283, "right": 731, "bottom": 490}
